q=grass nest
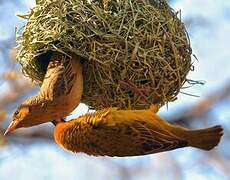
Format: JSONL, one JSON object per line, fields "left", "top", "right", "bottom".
{"left": 17, "top": 0, "right": 195, "bottom": 109}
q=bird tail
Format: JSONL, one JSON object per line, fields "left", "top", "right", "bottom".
{"left": 185, "top": 125, "right": 223, "bottom": 150}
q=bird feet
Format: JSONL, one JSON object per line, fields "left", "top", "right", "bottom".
{"left": 149, "top": 104, "right": 160, "bottom": 113}
{"left": 52, "top": 118, "right": 66, "bottom": 126}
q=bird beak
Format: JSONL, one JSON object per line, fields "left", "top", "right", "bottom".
{"left": 4, "top": 121, "right": 18, "bottom": 136}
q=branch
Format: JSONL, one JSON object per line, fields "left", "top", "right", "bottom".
{"left": 171, "top": 82, "right": 230, "bottom": 125}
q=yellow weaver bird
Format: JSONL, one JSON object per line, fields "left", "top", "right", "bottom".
{"left": 4, "top": 52, "right": 83, "bottom": 134}
{"left": 54, "top": 105, "right": 223, "bottom": 157}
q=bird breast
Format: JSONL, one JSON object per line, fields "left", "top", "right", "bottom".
{"left": 53, "top": 109, "right": 188, "bottom": 157}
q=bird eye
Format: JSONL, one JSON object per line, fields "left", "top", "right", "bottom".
{"left": 14, "top": 110, "right": 20, "bottom": 119}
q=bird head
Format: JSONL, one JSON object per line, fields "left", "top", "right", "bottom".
{"left": 4, "top": 98, "right": 50, "bottom": 135}
{"left": 4, "top": 105, "right": 33, "bottom": 135}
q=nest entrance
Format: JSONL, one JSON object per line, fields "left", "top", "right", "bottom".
{"left": 17, "top": 0, "right": 194, "bottom": 109}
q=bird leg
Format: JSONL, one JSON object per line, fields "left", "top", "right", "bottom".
{"left": 52, "top": 118, "right": 66, "bottom": 126}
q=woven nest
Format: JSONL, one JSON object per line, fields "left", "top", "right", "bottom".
{"left": 16, "top": 0, "right": 195, "bottom": 109}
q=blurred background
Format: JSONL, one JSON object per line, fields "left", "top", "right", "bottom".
{"left": 0, "top": 0, "right": 230, "bottom": 179}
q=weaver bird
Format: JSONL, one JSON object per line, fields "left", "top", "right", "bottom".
{"left": 54, "top": 104, "right": 223, "bottom": 157}
{"left": 4, "top": 52, "right": 83, "bottom": 135}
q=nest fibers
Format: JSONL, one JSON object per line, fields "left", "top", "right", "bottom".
{"left": 17, "top": 0, "right": 195, "bottom": 109}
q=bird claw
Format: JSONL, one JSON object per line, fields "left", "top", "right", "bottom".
{"left": 149, "top": 104, "right": 160, "bottom": 113}
{"left": 52, "top": 118, "right": 66, "bottom": 126}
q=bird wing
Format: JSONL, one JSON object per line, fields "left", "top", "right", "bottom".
{"left": 39, "top": 52, "right": 77, "bottom": 100}
{"left": 62, "top": 108, "right": 188, "bottom": 156}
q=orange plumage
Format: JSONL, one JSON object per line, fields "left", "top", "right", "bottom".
{"left": 4, "top": 52, "right": 83, "bottom": 134}
{"left": 3, "top": 51, "right": 223, "bottom": 157}
{"left": 54, "top": 105, "right": 223, "bottom": 157}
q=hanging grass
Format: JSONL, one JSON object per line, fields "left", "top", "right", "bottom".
{"left": 16, "top": 0, "right": 195, "bottom": 109}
